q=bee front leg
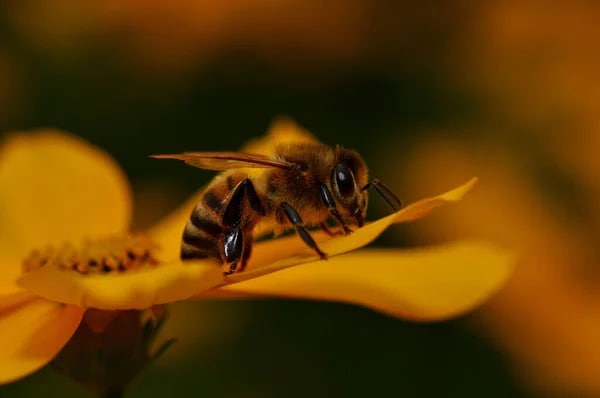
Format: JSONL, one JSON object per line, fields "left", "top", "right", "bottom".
{"left": 318, "top": 183, "right": 352, "bottom": 234}
{"left": 280, "top": 202, "right": 327, "bottom": 260}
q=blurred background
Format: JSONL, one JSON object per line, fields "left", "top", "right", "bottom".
{"left": 1, "top": 0, "right": 598, "bottom": 397}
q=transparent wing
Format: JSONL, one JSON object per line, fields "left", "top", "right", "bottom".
{"left": 151, "top": 152, "right": 294, "bottom": 171}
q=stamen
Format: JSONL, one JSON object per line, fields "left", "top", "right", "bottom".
{"left": 22, "top": 234, "right": 159, "bottom": 274}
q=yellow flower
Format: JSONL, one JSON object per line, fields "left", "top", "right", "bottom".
{"left": 0, "top": 120, "right": 513, "bottom": 386}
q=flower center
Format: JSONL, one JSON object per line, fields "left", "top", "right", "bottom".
{"left": 22, "top": 234, "right": 159, "bottom": 274}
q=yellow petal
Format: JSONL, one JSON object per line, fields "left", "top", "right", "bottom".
{"left": 0, "top": 257, "right": 25, "bottom": 296}
{"left": 20, "top": 179, "right": 477, "bottom": 309}
{"left": 240, "top": 116, "right": 319, "bottom": 155}
{"left": 0, "top": 131, "right": 132, "bottom": 259}
{"left": 225, "top": 177, "right": 479, "bottom": 283}
{"left": 392, "top": 176, "right": 478, "bottom": 223}
{"left": 0, "top": 292, "right": 36, "bottom": 312}
{"left": 149, "top": 116, "right": 320, "bottom": 261}
{"left": 17, "top": 260, "right": 224, "bottom": 310}
{"left": 216, "top": 242, "right": 515, "bottom": 321}
{"left": 0, "top": 298, "right": 83, "bottom": 384}
{"left": 148, "top": 190, "right": 206, "bottom": 262}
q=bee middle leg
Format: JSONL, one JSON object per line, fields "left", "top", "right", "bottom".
{"left": 221, "top": 178, "right": 263, "bottom": 275}
{"left": 319, "top": 222, "right": 345, "bottom": 237}
{"left": 318, "top": 183, "right": 352, "bottom": 234}
{"left": 280, "top": 202, "right": 327, "bottom": 260}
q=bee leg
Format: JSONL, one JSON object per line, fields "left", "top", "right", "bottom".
{"left": 221, "top": 179, "right": 263, "bottom": 275}
{"left": 238, "top": 239, "right": 253, "bottom": 273}
{"left": 223, "top": 262, "right": 238, "bottom": 276}
{"left": 280, "top": 202, "right": 327, "bottom": 260}
{"left": 319, "top": 222, "right": 344, "bottom": 237}
{"left": 223, "top": 239, "right": 252, "bottom": 275}
{"left": 222, "top": 229, "right": 253, "bottom": 275}
{"left": 223, "top": 179, "right": 265, "bottom": 225}
{"left": 318, "top": 183, "right": 353, "bottom": 234}
{"left": 222, "top": 227, "right": 243, "bottom": 275}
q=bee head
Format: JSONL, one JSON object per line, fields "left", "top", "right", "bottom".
{"left": 330, "top": 147, "right": 369, "bottom": 227}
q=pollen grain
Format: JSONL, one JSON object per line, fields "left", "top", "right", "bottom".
{"left": 22, "top": 234, "right": 159, "bottom": 274}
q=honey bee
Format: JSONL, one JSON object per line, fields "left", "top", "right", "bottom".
{"left": 153, "top": 141, "right": 400, "bottom": 275}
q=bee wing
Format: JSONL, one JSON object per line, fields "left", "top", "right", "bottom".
{"left": 151, "top": 152, "right": 294, "bottom": 171}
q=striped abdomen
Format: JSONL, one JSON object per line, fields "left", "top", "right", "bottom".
{"left": 180, "top": 173, "right": 245, "bottom": 261}
{"left": 180, "top": 203, "right": 223, "bottom": 260}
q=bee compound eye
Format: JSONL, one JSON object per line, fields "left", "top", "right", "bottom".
{"left": 333, "top": 163, "right": 355, "bottom": 197}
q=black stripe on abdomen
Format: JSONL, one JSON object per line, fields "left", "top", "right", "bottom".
{"left": 183, "top": 222, "right": 217, "bottom": 248}
{"left": 181, "top": 218, "right": 221, "bottom": 260}
{"left": 181, "top": 242, "right": 216, "bottom": 260}
{"left": 202, "top": 189, "right": 224, "bottom": 213}
{"left": 190, "top": 209, "right": 222, "bottom": 237}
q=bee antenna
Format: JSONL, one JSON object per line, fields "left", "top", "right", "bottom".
{"left": 361, "top": 178, "right": 402, "bottom": 211}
